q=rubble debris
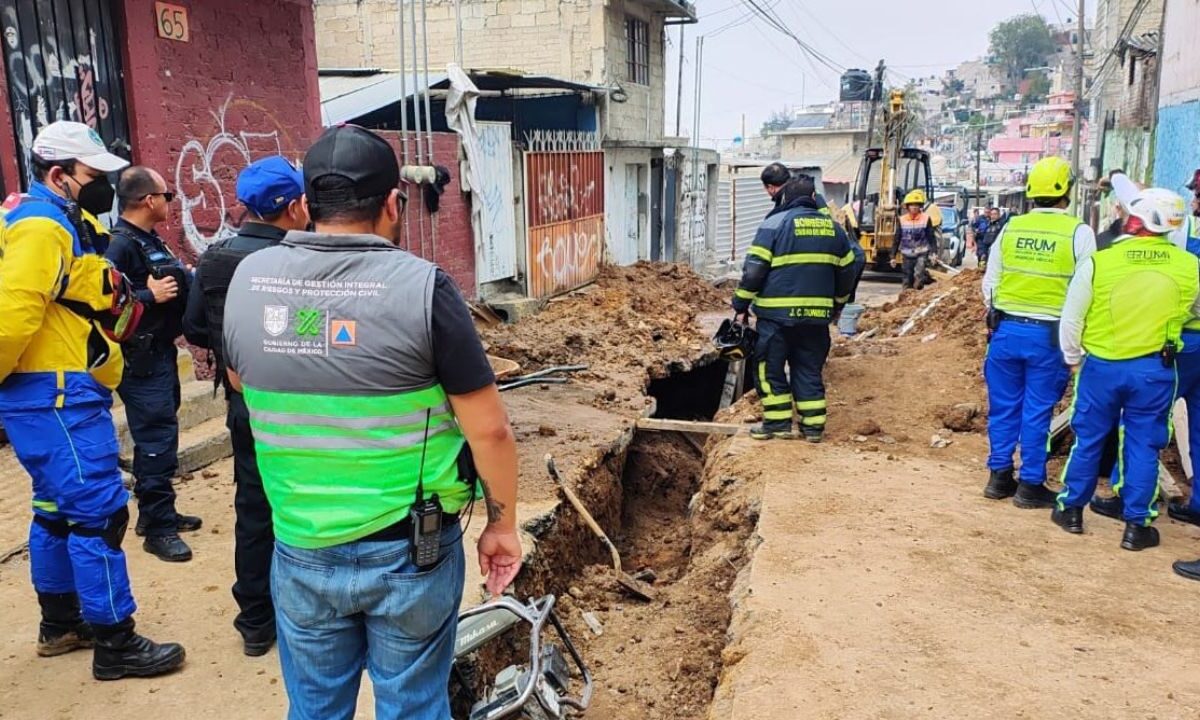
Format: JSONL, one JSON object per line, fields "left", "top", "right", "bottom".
{"left": 582, "top": 611, "right": 605, "bottom": 636}
{"left": 854, "top": 419, "right": 882, "bottom": 437}
{"left": 930, "top": 434, "right": 954, "bottom": 449}
{"left": 939, "top": 403, "right": 981, "bottom": 433}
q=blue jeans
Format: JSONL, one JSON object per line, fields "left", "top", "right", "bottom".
{"left": 272, "top": 525, "right": 465, "bottom": 720}
{"left": 985, "top": 320, "right": 1070, "bottom": 484}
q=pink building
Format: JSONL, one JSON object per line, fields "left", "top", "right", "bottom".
{"left": 988, "top": 91, "right": 1089, "bottom": 167}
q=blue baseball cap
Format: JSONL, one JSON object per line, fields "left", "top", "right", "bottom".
{"left": 236, "top": 156, "right": 304, "bottom": 217}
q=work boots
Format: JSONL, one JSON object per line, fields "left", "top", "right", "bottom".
{"left": 749, "top": 424, "right": 797, "bottom": 441}
{"left": 1167, "top": 502, "right": 1200, "bottom": 527}
{"left": 36, "top": 592, "right": 94, "bottom": 657}
{"left": 1089, "top": 494, "right": 1124, "bottom": 520}
{"left": 1052, "top": 506, "right": 1084, "bottom": 534}
{"left": 1013, "top": 482, "right": 1058, "bottom": 509}
{"left": 1120, "top": 523, "right": 1160, "bottom": 552}
{"left": 984, "top": 468, "right": 1018, "bottom": 500}
{"left": 91, "top": 618, "right": 186, "bottom": 681}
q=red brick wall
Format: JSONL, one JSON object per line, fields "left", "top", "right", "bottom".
{"left": 377, "top": 130, "right": 476, "bottom": 297}
{"left": 117, "top": 0, "right": 322, "bottom": 262}
{"left": 0, "top": 59, "right": 18, "bottom": 196}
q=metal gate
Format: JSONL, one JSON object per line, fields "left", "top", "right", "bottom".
{"left": 474, "top": 121, "right": 518, "bottom": 284}
{"left": 1, "top": 0, "right": 130, "bottom": 188}
{"left": 524, "top": 133, "right": 604, "bottom": 299}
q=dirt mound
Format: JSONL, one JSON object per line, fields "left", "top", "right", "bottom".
{"left": 482, "top": 263, "right": 726, "bottom": 396}
{"left": 858, "top": 269, "right": 988, "bottom": 350}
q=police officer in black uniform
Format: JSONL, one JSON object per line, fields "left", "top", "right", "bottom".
{"left": 107, "top": 167, "right": 200, "bottom": 563}
{"left": 182, "top": 156, "right": 308, "bottom": 656}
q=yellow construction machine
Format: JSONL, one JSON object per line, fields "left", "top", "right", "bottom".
{"left": 843, "top": 89, "right": 939, "bottom": 272}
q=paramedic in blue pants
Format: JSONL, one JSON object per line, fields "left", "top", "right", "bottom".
{"left": 981, "top": 157, "right": 1095, "bottom": 508}
{"left": 1054, "top": 188, "right": 1200, "bottom": 550}
{"left": 0, "top": 121, "right": 184, "bottom": 680}
{"left": 1168, "top": 175, "right": 1200, "bottom": 528}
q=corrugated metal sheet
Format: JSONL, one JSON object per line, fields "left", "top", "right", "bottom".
{"left": 714, "top": 175, "right": 774, "bottom": 273}
{"left": 475, "top": 122, "right": 518, "bottom": 283}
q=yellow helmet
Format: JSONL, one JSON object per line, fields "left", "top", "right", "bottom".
{"left": 903, "top": 189, "right": 926, "bottom": 206}
{"left": 1026, "top": 156, "right": 1073, "bottom": 199}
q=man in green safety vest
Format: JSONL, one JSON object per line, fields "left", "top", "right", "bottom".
{"left": 222, "top": 125, "right": 521, "bottom": 719}
{"left": 981, "top": 156, "right": 1096, "bottom": 508}
{"left": 1054, "top": 188, "right": 1200, "bottom": 550}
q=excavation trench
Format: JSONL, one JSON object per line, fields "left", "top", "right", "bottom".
{"left": 459, "top": 358, "right": 756, "bottom": 719}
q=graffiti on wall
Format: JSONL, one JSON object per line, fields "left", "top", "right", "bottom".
{"left": 529, "top": 217, "right": 602, "bottom": 300}
{"left": 174, "top": 95, "right": 296, "bottom": 255}
{"left": 1153, "top": 102, "right": 1200, "bottom": 195}
{"left": 525, "top": 150, "right": 605, "bottom": 298}
{"left": 1, "top": 1, "right": 128, "bottom": 186}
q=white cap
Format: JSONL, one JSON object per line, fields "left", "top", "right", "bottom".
{"left": 31, "top": 121, "right": 129, "bottom": 173}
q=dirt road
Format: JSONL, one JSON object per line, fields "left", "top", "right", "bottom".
{"left": 709, "top": 439, "right": 1200, "bottom": 720}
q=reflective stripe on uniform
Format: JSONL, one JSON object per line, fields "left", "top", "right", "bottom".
{"left": 771, "top": 253, "right": 842, "bottom": 267}
{"left": 735, "top": 288, "right": 758, "bottom": 300}
{"left": 248, "top": 403, "right": 450, "bottom": 431}
{"left": 748, "top": 246, "right": 773, "bottom": 262}
{"left": 794, "top": 399, "right": 826, "bottom": 411}
{"left": 32, "top": 499, "right": 59, "bottom": 514}
{"left": 754, "top": 296, "right": 834, "bottom": 309}
{"left": 801, "top": 414, "right": 827, "bottom": 426}
{"left": 250, "top": 419, "right": 457, "bottom": 451}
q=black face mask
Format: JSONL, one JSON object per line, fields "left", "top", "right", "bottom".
{"left": 66, "top": 175, "right": 116, "bottom": 216}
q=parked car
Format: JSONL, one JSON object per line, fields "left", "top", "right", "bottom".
{"left": 938, "top": 206, "right": 966, "bottom": 267}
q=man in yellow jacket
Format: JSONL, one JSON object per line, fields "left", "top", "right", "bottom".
{"left": 0, "top": 121, "right": 184, "bottom": 680}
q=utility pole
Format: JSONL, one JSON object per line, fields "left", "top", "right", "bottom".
{"left": 865, "top": 60, "right": 885, "bottom": 147}
{"left": 674, "top": 23, "right": 685, "bottom": 137}
{"left": 1070, "top": 0, "right": 1085, "bottom": 211}
{"left": 975, "top": 128, "right": 983, "bottom": 206}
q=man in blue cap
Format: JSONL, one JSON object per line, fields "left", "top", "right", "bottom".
{"left": 183, "top": 155, "right": 308, "bottom": 656}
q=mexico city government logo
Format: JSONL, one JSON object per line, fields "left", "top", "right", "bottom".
{"left": 263, "top": 305, "right": 288, "bottom": 337}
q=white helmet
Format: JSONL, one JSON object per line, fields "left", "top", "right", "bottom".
{"left": 1128, "top": 188, "right": 1187, "bottom": 234}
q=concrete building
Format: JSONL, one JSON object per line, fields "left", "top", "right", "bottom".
{"left": 0, "top": 0, "right": 322, "bottom": 261}
{"left": 313, "top": 0, "right": 698, "bottom": 271}
{"left": 987, "top": 90, "right": 1085, "bottom": 168}
{"left": 1152, "top": 0, "right": 1200, "bottom": 195}
{"left": 954, "top": 60, "right": 1006, "bottom": 101}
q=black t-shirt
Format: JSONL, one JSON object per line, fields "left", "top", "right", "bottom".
{"left": 431, "top": 269, "right": 495, "bottom": 395}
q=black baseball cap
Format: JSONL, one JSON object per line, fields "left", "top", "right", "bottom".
{"left": 1187, "top": 168, "right": 1200, "bottom": 192}
{"left": 303, "top": 124, "right": 402, "bottom": 204}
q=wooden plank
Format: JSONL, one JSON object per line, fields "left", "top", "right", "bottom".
{"left": 1049, "top": 408, "right": 1071, "bottom": 441}
{"left": 1159, "top": 462, "right": 1186, "bottom": 501}
{"left": 1174, "top": 399, "right": 1193, "bottom": 479}
{"left": 636, "top": 418, "right": 745, "bottom": 436}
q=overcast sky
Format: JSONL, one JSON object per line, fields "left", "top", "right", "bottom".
{"left": 668, "top": 0, "right": 1098, "bottom": 144}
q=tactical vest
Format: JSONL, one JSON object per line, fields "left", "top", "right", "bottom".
{"left": 198, "top": 240, "right": 256, "bottom": 391}
{"left": 1083, "top": 235, "right": 1200, "bottom": 361}
{"left": 993, "top": 211, "right": 1080, "bottom": 318}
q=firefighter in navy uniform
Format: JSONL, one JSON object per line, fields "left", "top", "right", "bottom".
{"left": 106, "top": 167, "right": 201, "bottom": 563}
{"left": 734, "top": 175, "right": 858, "bottom": 442}
{"left": 182, "top": 156, "right": 308, "bottom": 656}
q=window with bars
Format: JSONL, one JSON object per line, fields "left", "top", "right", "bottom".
{"left": 626, "top": 16, "right": 649, "bottom": 85}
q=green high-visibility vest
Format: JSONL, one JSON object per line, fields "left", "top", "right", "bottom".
{"left": 1083, "top": 235, "right": 1200, "bottom": 361}
{"left": 243, "top": 383, "right": 471, "bottom": 549}
{"left": 1182, "top": 215, "right": 1200, "bottom": 332}
{"left": 993, "top": 211, "right": 1082, "bottom": 317}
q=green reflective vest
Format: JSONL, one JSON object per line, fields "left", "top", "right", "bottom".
{"left": 1083, "top": 235, "right": 1200, "bottom": 361}
{"left": 243, "top": 383, "right": 469, "bottom": 549}
{"left": 993, "top": 211, "right": 1082, "bottom": 317}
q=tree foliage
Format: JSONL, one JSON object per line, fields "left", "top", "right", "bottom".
{"left": 1023, "top": 71, "right": 1052, "bottom": 106}
{"left": 989, "top": 14, "right": 1056, "bottom": 84}
{"left": 759, "top": 108, "right": 793, "bottom": 137}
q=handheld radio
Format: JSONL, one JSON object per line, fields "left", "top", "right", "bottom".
{"left": 410, "top": 409, "right": 443, "bottom": 569}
